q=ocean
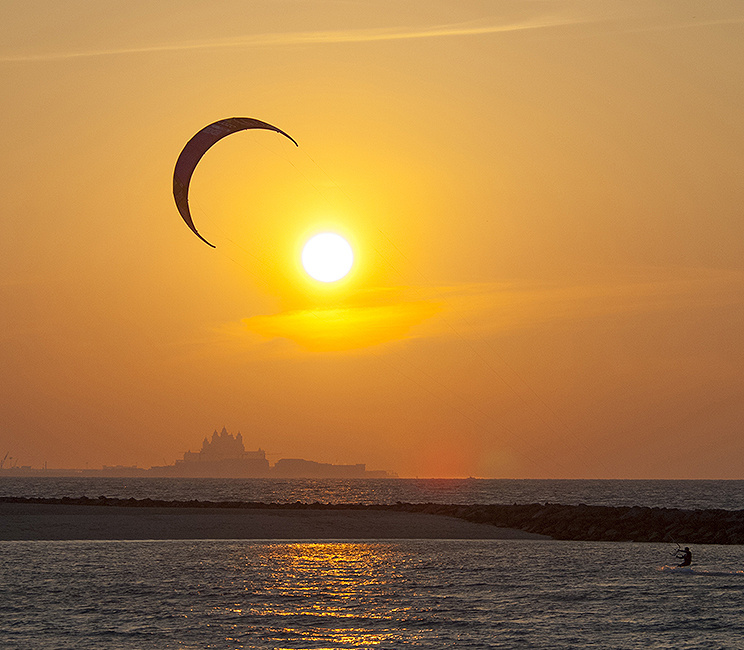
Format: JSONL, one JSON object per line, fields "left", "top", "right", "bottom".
{"left": 3, "top": 477, "right": 744, "bottom": 510}
{"left": 2, "top": 479, "right": 743, "bottom": 649}
{"left": 3, "top": 539, "right": 744, "bottom": 649}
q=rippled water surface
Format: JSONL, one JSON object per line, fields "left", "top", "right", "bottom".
{"left": 2, "top": 539, "right": 744, "bottom": 649}
{"left": 3, "top": 479, "right": 743, "bottom": 648}
{"left": 3, "top": 478, "right": 744, "bottom": 510}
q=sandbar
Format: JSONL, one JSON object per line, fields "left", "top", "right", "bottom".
{"left": 0, "top": 502, "right": 548, "bottom": 541}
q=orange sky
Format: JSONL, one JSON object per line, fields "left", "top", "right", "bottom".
{"left": 1, "top": 0, "right": 743, "bottom": 478}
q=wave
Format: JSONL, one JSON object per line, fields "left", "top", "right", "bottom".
{"left": 658, "top": 565, "right": 744, "bottom": 576}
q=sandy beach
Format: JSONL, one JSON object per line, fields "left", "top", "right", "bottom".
{"left": 0, "top": 502, "right": 548, "bottom": 541}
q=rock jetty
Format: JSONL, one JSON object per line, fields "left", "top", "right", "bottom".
{"left": 394, "top": 503, "right": 744, "bottom": 545}
{"left": 2, "top": 497, "right": 743, "bottom": 545}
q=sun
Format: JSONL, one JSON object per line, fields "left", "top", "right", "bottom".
{"left": 301, "top": 233, "right": 354, "bottom": 282}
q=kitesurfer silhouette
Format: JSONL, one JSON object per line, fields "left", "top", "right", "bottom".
{"left": 676, "top": 546, "right": 692, "bottom": 567}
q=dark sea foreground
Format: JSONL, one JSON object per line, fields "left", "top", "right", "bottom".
{"left": 2, "top": 479, "right": 744, "bottom": 649}
{"left": 2, "top": 539, "right": 744, "bottom": 649}
{"left": 2, "top": 477, "right": 744, "bottom": 509}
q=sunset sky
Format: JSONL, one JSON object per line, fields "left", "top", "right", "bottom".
{"left": 2, "top": 0, "right": 743, "bottom": 478}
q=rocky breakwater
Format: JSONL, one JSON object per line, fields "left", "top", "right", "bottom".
{"left": 3, "top": 497, "right": 744, "bottom": 545}
{"left": 394, "top": 503, "right": 744, "bottom": 545}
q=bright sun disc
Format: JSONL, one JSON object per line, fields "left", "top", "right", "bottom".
{"left": 302, "top": 233, "right": 354, "bottom": 282}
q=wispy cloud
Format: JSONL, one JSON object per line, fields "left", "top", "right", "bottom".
{"left": 219, "top": 267, "right": 744, "bottom": 355}
{"left": 0, "top": 15, "right": 585, "bottom": 63}
{"left": 242, "top": 287, "right": 443, "bottom": 352}
{"left": 444, "top": 268, "right": 744, "bottom": 336}
{"left": 4, "top": 3, "right": 741, "bottom": 63}
{"left": 625, "top": 15, "right": 744, "bottom": 34}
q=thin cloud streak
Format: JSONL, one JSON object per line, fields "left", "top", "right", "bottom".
{"left": 0, "top": 15, "right": 586, "bottom": 63}
{"left": 625, "top": 15, "right": 744, "bottom": 34}
{"left": 228, "top": 267, "right": 744, "bottom": 354}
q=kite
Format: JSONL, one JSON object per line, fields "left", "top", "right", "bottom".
{"left": 173, "top": 117, "right": 298, "bottom": 247}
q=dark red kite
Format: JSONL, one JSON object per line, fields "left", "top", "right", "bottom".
{"left": 173, "top": 117, "right": 298, "bottom": 247}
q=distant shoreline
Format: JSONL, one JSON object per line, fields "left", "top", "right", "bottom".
{"left": 0, "top": 467, "right": 396, "bottom": 479}
{"left": 1, "top": 497, "right": 743, "bottom": 544}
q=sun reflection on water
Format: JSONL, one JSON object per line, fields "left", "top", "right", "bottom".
{"left": 217, "top": 542, "right": 424, "bottom": 647}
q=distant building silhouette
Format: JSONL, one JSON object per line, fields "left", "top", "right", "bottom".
{"left": 157, "top": 427, "right": 271, "bottom": 478}
{"left": 146, "top": 427, "right": 396, "bottom": 478}
{"left": 0, "top": 427, "right": 397, "bottom": 478}
{"left": 273, "top": 458, "right": 367, "bottom": 479}
{"left": 182, "top": 427, "right": 267, "bottom": 464}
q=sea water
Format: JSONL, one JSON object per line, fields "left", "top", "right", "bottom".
{"left": 3, "top": 477, "right": 744, "bottom": 510}
{"left": 2, "top": 479, "right": 744, "bottom": 648}
{"left": 2, "top": 538, "right": 744, "bottom": 649}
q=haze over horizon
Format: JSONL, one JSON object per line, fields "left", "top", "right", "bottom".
{"left": 2, "top": 0, "right": 743, "bottom": 479}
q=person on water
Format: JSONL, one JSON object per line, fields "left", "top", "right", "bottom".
{"left": 676, "top": 547, "right": 692, "bottom": 567}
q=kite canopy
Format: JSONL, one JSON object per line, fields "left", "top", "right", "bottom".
{"left": 173, "top": 117, "right": 298, "bottom": 247}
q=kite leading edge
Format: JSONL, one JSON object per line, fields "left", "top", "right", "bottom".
{"left": 173, "top": 117, "right": 298, "bottom": 248}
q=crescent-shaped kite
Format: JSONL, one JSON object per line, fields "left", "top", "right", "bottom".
{"left": 173, "top": 117, "right": 298, "bottom": 247}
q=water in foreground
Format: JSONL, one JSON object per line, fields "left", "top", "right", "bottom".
{"left": 2, "top": 539, "right": 743, "bottom": 649}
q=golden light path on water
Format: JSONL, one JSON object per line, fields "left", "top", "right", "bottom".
{"left": 5, "top": 535, "right": 744, "bottom": 647}
{"left": 222, "top": 543, "right": 422, "bottom": 647}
